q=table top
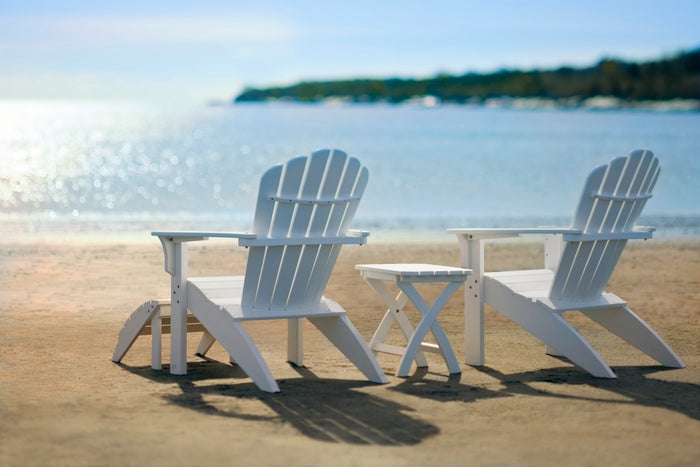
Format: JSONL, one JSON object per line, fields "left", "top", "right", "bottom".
{"left": 356, "top": 263, "right": 471, "bottom": 281}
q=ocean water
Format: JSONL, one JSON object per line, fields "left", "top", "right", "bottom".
{"left": 1, "top": 100, "right": 699, "bottom": 240}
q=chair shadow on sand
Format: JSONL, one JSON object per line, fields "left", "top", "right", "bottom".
{"left": 119, "top": 359, "right": 458, "bottom": 446}
{"left": 117, "top": 357, "right": 698, "bottom": 444}
{"left": 402, "top": 363, "right": 699, "bottom": 422}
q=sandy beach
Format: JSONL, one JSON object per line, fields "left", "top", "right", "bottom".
{"left": 1, "top": 237, "right": 699, "bottom": 466}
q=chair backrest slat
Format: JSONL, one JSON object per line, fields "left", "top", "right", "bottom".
{"left": 269, "top": 152, "right": 330, "bottom": 309}
{"left": 564, "top": 156, "right": 628, "bottom": 301}
{"left": 242, "top": 165, "right": 283, "bottom": 309}
{"left": 304, "top": 155, "right": 368, "bottom": 305}
{"left": 549, "top": 150, "right": 659, "bottom": 303}
{"left": 249, "top": 157, "right": 310, "bottom": 310}
{"left": 585, "top": 152, "right": 659, "bottom": 297}
{"left": 241, "top": 149, "right": 368, "bottom": 312}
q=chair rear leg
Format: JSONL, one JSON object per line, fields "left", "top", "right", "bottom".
{"left": 583, "top": 306, "right": 685, "bottom": 368}
{"left": 287, "top": 318, "right": 304, "bottom": 366}
{"left": 196, "top": 331, "right": 238, "bottom": 364}
{"left": 309, "top": 315, "right": 389, "bottom": 384}
{"left": 196, "top": 331, "right": 216, "bottom": 356}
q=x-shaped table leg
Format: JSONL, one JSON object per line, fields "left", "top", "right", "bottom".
{"left": 365, "top": 277, "right": 461, "bottom": 377}
{"left": 396, "top": 281, "right": 462, "bottom": 377}
{"left": 367, "top": 279, "right": 428, "bottom": 368}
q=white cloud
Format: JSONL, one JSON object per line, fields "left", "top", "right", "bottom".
{"left": 0, "top": 15, "right": 297, "bottom": 48}
{"left": 0, "top": 70, "right": 234, "bottom": 104}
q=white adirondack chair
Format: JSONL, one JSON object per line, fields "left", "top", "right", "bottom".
{"left": 450, "top": 149, "right": 685, "bottom": 378}
{"left": 113, "top": 149, "right": 388, "bottom": 392}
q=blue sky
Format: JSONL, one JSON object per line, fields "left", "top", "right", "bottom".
{"left": 1, "top": 0, "right": 698, "bottom": 104}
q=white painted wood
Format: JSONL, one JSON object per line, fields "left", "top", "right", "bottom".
{"left": 395, "top": 279, "right": 463, "bottom": 376}
{"left": 456, "top": 233, "right": 486, "bottom": 366}
{"left": 114, "top": 150, "right": 386, "bottom": 392}
{"left": 169, "top": 241, "right": 188, "bottom": 375}
{"left": 113, "top": 299, "right": 220, "bottom": 370}
{"left": 359, "top": 263, "right": 470, "bottom": 278}
{"left": 308, "top": 151, "right": 368, "bottom": 305}
{"left": 195, "top": 331, "right": 216, "bottom": 356}
{"left": 308, "top": 314, "right": 388, "bottom": 384}
{"left": 447, "top": 227, "right": 576, "bottom": 238}
{"left": 287, "top": 318, "right": 304, "bottom": 366}
{"left": 451, "top": 150, "right": 685, "bottom": 378}
{"left": 364, "top": 279, "right": 428, "bottom": 367}
{"left": 112, "top": 299, "right": 167, "bottom": 363}
{"left": 583, "top": 305, "right": 684, "bottom": 367}
{"left": 357, "top": 263, "right": 470, "bottom": 376}
{"left": 270, "top": 153, "right": 326, "bottom": 311}
{"left": 484, "top": 277, "right": 616, "bottom": 378}
{"left": 152, "top": 231, "right": 256, "bottom": 240}
{"left": 560, "top": 229, "right": 653, "bottom": 241}
{"left": 238, "top": 235, "right": 367, "bottom": 247}
{"left": 151, "top": 308, "right": 162, "bottom": 370}
{"left": 184, "top": 288, "right": 281, "bottom": 392}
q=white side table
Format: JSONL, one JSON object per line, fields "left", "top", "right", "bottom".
{"left": 356, "top": 263, "right": 471, "bottom": 377}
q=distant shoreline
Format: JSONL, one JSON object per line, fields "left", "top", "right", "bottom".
{"left": 222, "top": 95, "right": 700, "bottom": 112}
{"left": 233, "top": 48, "right": 700, "bottom": 111}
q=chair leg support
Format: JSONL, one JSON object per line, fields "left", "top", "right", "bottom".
{"left": 205, "top": 319, "right": 280, "bottom": 393}
{"left": 583, "top": 306, "right": 685, "bottom": 368}
{"left": 309, "top": 315, "right": 389, "bottom": 384}
{"left": 187, "top": 284, "right": 279, "bottom": 392}
{"left": 489, "top": 290, "right": 616, "bottom": 378}
{"left": 543, "top": 312, "right": 616, "bottom": 378}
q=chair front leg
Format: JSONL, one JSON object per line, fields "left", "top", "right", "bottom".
{"left": 159, "top": 238, "right": 189, "bottom": 375}
{"left": 457, "top": 234, "right": 486, "bottom": 366}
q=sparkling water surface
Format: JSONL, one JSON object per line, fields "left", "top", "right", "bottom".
{"left": 1, "top": 100, "right": 699, "bottom": 240}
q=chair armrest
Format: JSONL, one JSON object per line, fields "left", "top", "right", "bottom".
{"left": 152, "top": 231, "right": 257, "bottom": 242}
{"left": 562, "top": 226, "right": 655, "bottom": 241}
{"left": 153, "top": 231, "right": 257, "bottom": 275}
{"left": 448, "top": 227, "right": 577, "bottom": 240}
{"left": 239, "top": 233, "right": 368, "bottom": 247}
{"left": 449, "top": 227, "right": 576, "bottom": 275}
{"left": 450, "top": 226, "right": 655, "bottom": 275}
{"left": 348, "top": 229, "right": 370, "bottom": 238}
{"left": 449, "top": 225, "right": 654, "bottom": 241}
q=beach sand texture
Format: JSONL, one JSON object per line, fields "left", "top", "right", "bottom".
{"left": 1, "top": 239, "right": 699, "bottom": 466}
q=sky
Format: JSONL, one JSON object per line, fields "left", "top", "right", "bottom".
{"left": 1, "top": 0, "right": 698, "bottom": 104}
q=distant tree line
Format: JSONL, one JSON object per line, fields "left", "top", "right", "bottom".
{"left": 234, "top": 48, "right": 700, "bottom": 104}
